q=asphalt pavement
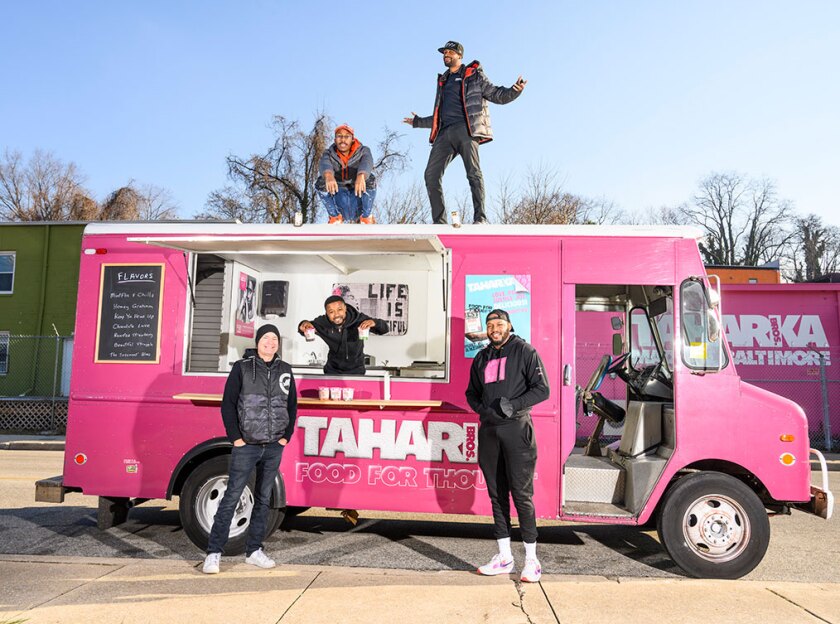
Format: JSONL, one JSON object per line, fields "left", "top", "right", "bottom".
{"left": 2, "top": 437, "right": 839, "bottom": 623}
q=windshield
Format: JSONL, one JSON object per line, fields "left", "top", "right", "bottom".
{"left": 630, "top": 296, "right": 674, "bottom": 372}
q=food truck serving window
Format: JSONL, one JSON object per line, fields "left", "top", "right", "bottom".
{"left": 130, "top": 235, "right": 450, "bottom": 378}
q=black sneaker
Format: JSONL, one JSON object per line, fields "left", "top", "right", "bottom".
{"left": 474, "top": 217, "right": 489, "bottom": 225}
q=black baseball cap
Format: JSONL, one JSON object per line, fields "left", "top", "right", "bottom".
{"left": 438, "top": 41, "right": 464, "bottom": 56}
{"left": 486, "top": 309, "right": 514, "bottom": 331}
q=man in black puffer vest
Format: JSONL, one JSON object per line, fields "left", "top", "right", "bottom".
{"left": 203, "top": 324, "right": 297, "bottom": 574}
{"left": 404, "top": 41, "right": 527, "bottom": 224}
{"left": 298, "top": 295, "right": 389, "bottom": 375}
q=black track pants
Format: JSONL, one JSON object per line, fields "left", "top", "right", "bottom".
{"left": 477, "top": 417, "right": 538, "bottom": 543}
{"left": 423, "top": 122, "right": 485, "bottom": 224}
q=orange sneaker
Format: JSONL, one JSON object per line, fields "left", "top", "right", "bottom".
{"left": 328, "top": 215, "right": 343, "bottom": 224}
{"left": 359, "top": 216, "right": 376, "bottom": 224}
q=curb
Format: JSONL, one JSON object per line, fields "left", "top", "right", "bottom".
{"left": 0, "top": 441, "right": 66, "bottom": 451}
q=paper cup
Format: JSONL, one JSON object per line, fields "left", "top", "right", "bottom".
{"left": 342, "top": 387, "right": 354, "bottom": 401}
{"left": 318, "top": 387, "right": 330, "bottom": 401}
{"left": 330, "top": 387, "right": 342, "bottom": 400}
{"left": 304, "top": 327, "right": 316, "bottom": 341}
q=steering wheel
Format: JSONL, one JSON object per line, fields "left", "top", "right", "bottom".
{"left": 583, "top": 355, "right": 612, "bottom": 394}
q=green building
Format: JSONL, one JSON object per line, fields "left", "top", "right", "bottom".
{"left": 0, "top": 222, "right": 85, "bottom": 412}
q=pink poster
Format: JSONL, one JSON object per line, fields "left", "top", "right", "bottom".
{"left": 235, "top": 271, "right": 256, "bottom": 338}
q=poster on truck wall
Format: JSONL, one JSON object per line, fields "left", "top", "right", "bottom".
{"left": 331, "top": 282, "right": 408, "bottom": 335}
{"left": 464, "top": 275, "right": 531, "bottom": 358}
{"left": 235, "top": 271, "right": 257, "bottom": 338}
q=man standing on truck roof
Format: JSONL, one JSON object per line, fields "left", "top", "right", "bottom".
{"left": 316, "top": 124, "right": 377, "bottom": 224}
{"left": 298, "top": 295, "right": 389, "bottom": 375}
{"left": 203, "top": 324, "right": 297, "bottom": 574}
{"left": 465, "top": 309, "right": 549, "bottom": 583}
{"left": 403, "top": 41, "right": 527, "bottom": 225}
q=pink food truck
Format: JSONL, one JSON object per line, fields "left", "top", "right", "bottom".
{"left": 36, "top": 223, "right": 833, "bottom": 579}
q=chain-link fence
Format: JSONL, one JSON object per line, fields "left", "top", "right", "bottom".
{"left": 0, "top": 335, "right": 72, "bottom": 433}
{"left": 575, "top": 345, "right": 838, "bottom": 452}
{"left": 738, "top": 346, "right": 839, "bottom": 452}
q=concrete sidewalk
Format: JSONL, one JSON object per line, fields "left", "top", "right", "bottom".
{"left": 0, "top": 434, "right": 65, "bottom": 451}
{"left": 0, "top": 555, "right": 838, "bottom": 624}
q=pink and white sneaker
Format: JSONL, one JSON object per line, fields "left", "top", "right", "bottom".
{"left": 520, "top": 557, "right": 542, "bottom": 582}
{"left": 477, "top": 553, "right": 514, "bottom": 576}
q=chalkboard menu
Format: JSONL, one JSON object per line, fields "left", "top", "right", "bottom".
{"left": 95, "top": 264, "right": 165, "bottom": 363}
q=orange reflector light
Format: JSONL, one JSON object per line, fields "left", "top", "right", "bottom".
{"left": 780, "top": 434, "right": 795, "bottom": 442}
{"left": 779, "top": 453, "right": 795, "bottom": 466}
{"left": 74, "top": 453, "right": 87, "bottom": 465}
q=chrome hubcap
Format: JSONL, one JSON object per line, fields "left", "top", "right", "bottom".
{"left": 195, "top": 475, "right": 253, "bottom": 538}
{"left": 683, "top": 494, "right": 750, "bottom": 562}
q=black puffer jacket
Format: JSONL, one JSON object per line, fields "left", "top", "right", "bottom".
{"left": 298, "top": 304, "right": 388, "bottom": 375}
{"left": 413, "top": 60, "right": 521, "bottom": 144}
{"left": 220, "top": 351, "right": 297, "bottom": 444}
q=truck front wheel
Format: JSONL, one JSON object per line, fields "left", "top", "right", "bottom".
{"left": 179, "top": 455, "right": 283, "bottom": 555}
{"left": 657, "top": 471, "right": 770, "bottom": 579}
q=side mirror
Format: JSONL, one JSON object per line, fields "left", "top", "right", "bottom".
{"left": 707, "top": 310, "right": 720, "bottom": 342}
{"left": 612, "top": 333, "right": 623, "bottom": 356}
{"left": 707, "top": 286, "right": 721, "bottom": 309}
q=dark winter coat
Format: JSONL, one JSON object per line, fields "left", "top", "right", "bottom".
{"left": 465, "top": 335, "right": 550, "bottom": 426}
{"left": 221, "top": 351, "right": 297, "bottom": 444}
{"left": 412, "top": 60, "right": 521, "bottom": 144}
{"left": 299, "top": 304, "right": 388, "bottom": 375}
{"left": 315, "top": 140, "right": 376, "bottom": 191}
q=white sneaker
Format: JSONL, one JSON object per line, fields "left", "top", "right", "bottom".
{"left": 245, "top": 548, "right": 276, "bottom": 569}
{"left": 520, "top": 557, "right": 542, "bottom": 582}
{"left": 477, "top": 553, "right": 514, "bottom": 576}
{"left": 202, "top": 552, "right": 221, "bottom": 574}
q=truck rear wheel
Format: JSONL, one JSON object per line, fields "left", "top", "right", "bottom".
{"left": 657, "top": 471, "right": 769, "bottom": 579}
{"left": 179, "top": 455, "right": 283, "bottom": 555}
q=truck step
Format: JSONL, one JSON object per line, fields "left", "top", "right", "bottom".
{"left": 564, "top": 455, "right": 625, "bottom": 504}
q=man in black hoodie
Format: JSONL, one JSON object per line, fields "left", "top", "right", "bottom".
{"left": 465, "top": 309, "right": 549, "bottom": 583}
{"left": 202, "top": 324, "right": 297, "bottom": 574}
{"left": 298, "top": 295, "right": 389, "bottom": 375}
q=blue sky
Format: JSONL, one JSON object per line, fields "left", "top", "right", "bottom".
{"left": 2, "top": 1, "right": 838, "bottom": 223}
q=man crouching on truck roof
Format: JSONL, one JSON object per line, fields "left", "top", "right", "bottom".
{"left": 466, "top": 309, "right": 549, "bottom": 583}
{"left": 202, "top": 324, "right": 297, "bottom": 575}
{"left": 298, "top": 295, "right": 388, "bottom": 375}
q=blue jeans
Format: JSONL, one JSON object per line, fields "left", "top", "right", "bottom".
{"left": 207, "top": 442, "right": 284, "bottom": 556}
{"left": 318, "top": 187, "right": 376, "bottom": 220}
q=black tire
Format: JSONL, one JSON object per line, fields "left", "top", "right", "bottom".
{"left": 178, "top": 455, "right": 282, "bottom": 555}
{"left": 657, "top": 471, "right": 770, "bottom": 579}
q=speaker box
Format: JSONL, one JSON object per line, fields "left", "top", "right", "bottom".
{"left": 260, "top": 280, "right": 289, "bottom": 317}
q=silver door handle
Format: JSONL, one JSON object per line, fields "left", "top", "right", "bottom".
{"left": 563, "top": 364, "right": 572, "bottom": 386}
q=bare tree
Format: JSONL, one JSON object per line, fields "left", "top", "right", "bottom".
{"left": 202, "top": 114, "right": 410, "bottom": 224}
{"left": 787, "top": 214, "right": 840, "bottom": 282}
{"left": 100, "top": 186, "right": 141, "bottom": 220}
{"left": 136, "top": 183, "right": 179, "bottom": 220}
{"left": 681, "top": 172, "right": 793, "bottom": 265}
{"left": 377, "top": 183, "right": 428, "bottom": 224}
{"left": 490, "top": 164, "right": 622, "bottom": 225}
{"left": 0, "top": 149, "right": 94, "bottom": 221}
{"left": 494, "top": 164, "right": 575, "bottom": 224}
